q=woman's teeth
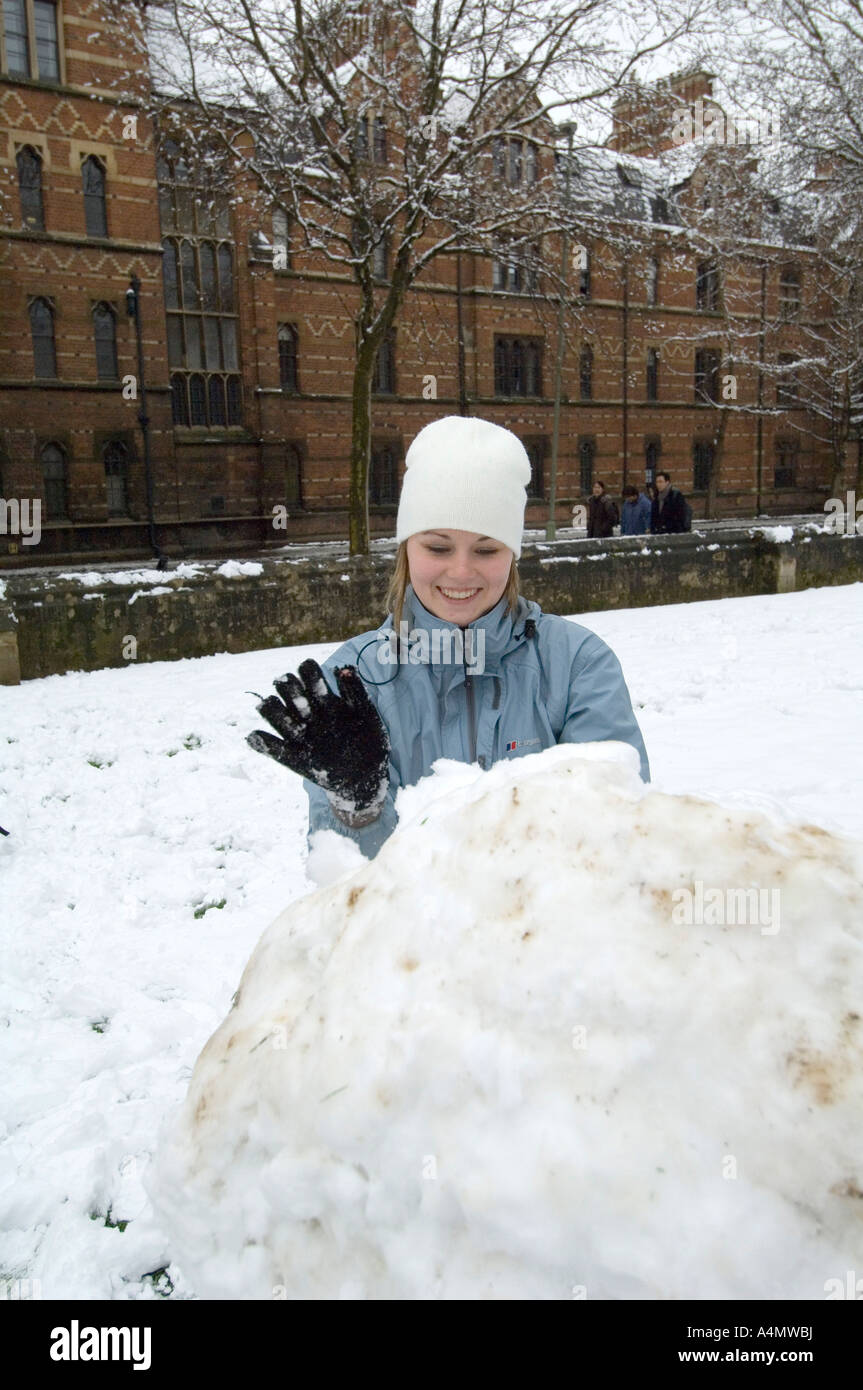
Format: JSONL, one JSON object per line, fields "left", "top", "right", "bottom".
{"left": 439, "top": 588, "right": 479, "bottom": 599}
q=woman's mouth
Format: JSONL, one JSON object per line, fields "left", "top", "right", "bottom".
{"left": 438, "top": 586, "right": 481, "bottom": 602}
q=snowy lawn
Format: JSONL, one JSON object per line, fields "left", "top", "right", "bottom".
{"left": 1, "top": 582, "right": 862, "bottom": 1299}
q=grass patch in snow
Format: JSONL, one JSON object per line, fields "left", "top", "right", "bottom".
{"left": 193, "top": 899, "right": 227, "bottom": 920}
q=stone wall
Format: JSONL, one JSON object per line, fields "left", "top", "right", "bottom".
{"left": 2, "top": 527, "right": 862, "bottom": 684}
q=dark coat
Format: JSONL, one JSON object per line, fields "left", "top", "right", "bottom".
{"left": 651, "top": 486, "right": 688, "bottom": 534}
{"left": 587, "top": 492, "right": 618, "bottom": 539}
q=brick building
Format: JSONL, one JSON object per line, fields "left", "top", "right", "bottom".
{"left": 0, "top": 2, "right": 835, "bottom": 566}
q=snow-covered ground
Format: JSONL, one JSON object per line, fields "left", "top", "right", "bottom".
{"left": 1, "top": 582, "right": 862, "bottom": 1299}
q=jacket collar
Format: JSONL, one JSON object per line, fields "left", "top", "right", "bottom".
{"left": 379, "top": 583, "right": 538, "bottom": 675}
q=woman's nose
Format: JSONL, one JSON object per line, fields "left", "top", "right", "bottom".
{"left": 445, "top": 553, "right": 478, "bottom": 580}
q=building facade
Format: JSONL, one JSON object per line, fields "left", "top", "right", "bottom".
{"left": 0, "top": 2, "right": 836, "bottom": 566}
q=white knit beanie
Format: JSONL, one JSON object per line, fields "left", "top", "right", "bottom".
{"left": 396, "top": 416, "right": 531, "bottom": 557}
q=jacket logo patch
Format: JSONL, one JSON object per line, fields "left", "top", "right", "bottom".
{"left": 505, "top": 738, "right": 541, "bottom": 752}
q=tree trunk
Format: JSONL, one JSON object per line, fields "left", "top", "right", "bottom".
{"left": 349, "top": 346, "right": 375, "bottom": 556}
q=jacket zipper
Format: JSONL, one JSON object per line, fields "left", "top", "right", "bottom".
{"left": 464, "top": 646, "right": 478, "bottom": 765}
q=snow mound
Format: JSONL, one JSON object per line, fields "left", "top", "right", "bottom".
{"left": 147, "top": 743, "right": 863, "bottom": 1300}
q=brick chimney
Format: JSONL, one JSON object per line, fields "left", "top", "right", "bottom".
{"left": 609, "top": 68, "right": 720, "bottom": 157}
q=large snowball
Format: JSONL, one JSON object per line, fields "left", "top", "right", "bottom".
{"left": 147, "top": 744, "right": 863, "bottom": 1299}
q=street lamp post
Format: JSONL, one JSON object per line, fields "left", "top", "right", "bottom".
{"left": 126, "top": 274, "right": 167, "bottom": 569}
{"left": 547, "top": 122, "right": 575, "bottom": 542}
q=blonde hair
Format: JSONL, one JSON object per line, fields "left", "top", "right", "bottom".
{"left": 385, "top": 540, "right": 520, "bottom": 632}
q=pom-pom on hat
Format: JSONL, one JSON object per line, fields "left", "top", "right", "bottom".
{"left": 396, "top": 416, "right": 531, "bottom": 557}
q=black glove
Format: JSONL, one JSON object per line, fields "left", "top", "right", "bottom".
{"left": 247, "top": 659, "right": 390, "bottom": 824}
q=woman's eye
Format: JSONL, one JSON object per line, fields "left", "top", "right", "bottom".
{"left": 476, "top": 549, "right": 500, "bottom": 556}
{"left": 426, "top": 546, "right": 449, "bottom": 554}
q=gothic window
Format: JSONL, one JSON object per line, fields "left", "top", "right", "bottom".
{"left": 774, "top": 439, "right": 798, "bottom": 487}
{"left": 82, "top": 156, "right": 108, "bottom": 238}
{"left": 494, "top": 336, "right": 542, "bottom": 396}
{"left": 17, "top": 146, "right": 44, "bottom": 230}
{"left": 578, "top": 438, "right": 595, "bottom": 493}
{"left": 93, "top": 302, "right": 118, "bottom": 380}
{"left": 373, "top": 331, "right": 396, "bottom": 395}
{"left": 103, "top": 441, "right": 129, "bottom": 516}
{"left": 646, "top": 348, "right": 659, "bottom": 402}
{"left": 278, "top": 324, "right": 299, "bottom": 392}
{"left": 40, "top": 441, "right": 67, "bottom": 519}
{"left": 645, "top": 438, "right": 661, "bottom": 483}
{"left": 29, "top": 297, "right": 56, "bottom": 377}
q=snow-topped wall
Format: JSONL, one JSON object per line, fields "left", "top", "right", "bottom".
{"left": 147, "top": 743, "right": 863, "bottom": 1300}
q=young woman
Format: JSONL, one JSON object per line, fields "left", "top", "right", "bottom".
{"left": 248, "top": 416, "right": 649, "bottom": 859}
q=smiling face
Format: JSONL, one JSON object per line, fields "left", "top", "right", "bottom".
{"left": 406, "top": 530, "right": 513, "bottom": 624}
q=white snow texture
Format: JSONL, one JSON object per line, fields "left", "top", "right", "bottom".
{"left": 147, "top": 742, "right": 863, "bottom": 1300}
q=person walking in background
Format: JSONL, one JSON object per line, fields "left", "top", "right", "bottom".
{"left": 620, "top": 484, "right": 652, "bottom": 536}
{"left": 650, "top": 470, "right": 689, "bottom": 534}
{"left": 587, "top": 481, "right": 619, "bottom": 539}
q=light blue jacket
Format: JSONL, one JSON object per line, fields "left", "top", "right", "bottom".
{"left": 305, "top": 584, "right": 649, "bottom": 858}
{"left": 621, "top": 493, "right": 652, "bottom": 535}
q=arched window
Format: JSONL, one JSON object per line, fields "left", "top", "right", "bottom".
{"left": 579, "top": 438, "right": 595, "bottom": 493}
{"left": 645, "top": 439, "right": 661, "bottom": 483}
{"left": 103, "top": 442, "right": 129, "bottom": 517}
{"left": 171, "top": 373, "right": 189, "bottom": 426}
{"left": 29, "top": 298, "right": 56, "bottom": 378}
{"left": 82, "top": 156, "right": 108, "bottom": 238}
{"left": 579, "top": 345, "right": 593, "bottom": 401}
{"left": 226, "top": 376, "right": 243, "bottom": 425}
{"left": 278, "top": 324, "right": 299, "bottom": 392}
{"left": 41, "top": 443, "right": 67, "bottom": 520}
{"left": 285, "top": 445, "right": 303, "bottom": 508}
{"left": 208, "top": 375, "right": 226, "bottom": 426}
{"left": 646, "top": 348, "right": 659, "bottom": 401}
{"left": 17, "top": 146, "right": 44, "bottom": 231}
{"left": 93, "top": 303, "right": 118, "bottom": 380}
{"left": 373, "top": 331, "right": 395, "bottom": 394}
{"left": 189, "top": 373, "right": 206, "bottom": 426}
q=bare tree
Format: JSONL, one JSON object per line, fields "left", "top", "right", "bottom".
{"left": 129, "top": 0, "right": 711, "bottom": 552}
{"left": 710, "top": 0, "right": 863, "bottom": 498}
